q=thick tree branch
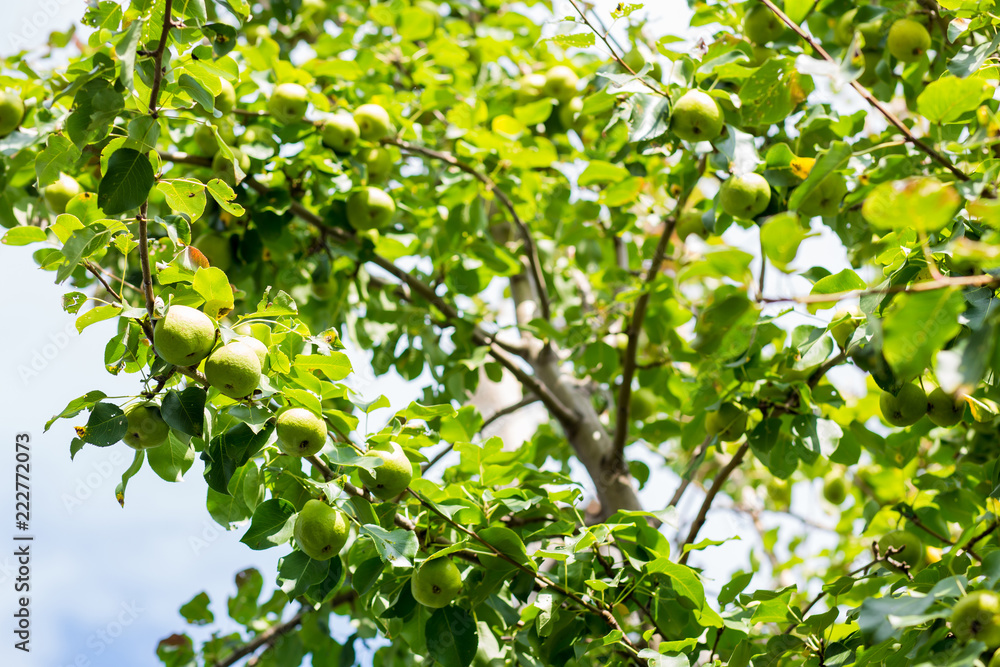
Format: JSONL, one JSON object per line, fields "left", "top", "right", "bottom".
{"left": 383, "top": 137, "right": 552, "bottom": 321}
{"left": 757, "top": 0, "right": 971, "bottom": 183}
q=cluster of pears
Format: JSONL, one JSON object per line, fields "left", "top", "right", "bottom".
{"left": 153, "top": 304, "right": 265, "bottom": 399}
{"left": 879, "top": 383, "right": 966, "bottom": 428}
{"left": 517, "top": 65, "right": 584, "bottom": 131}
{"left": 319, "top": 103, "right": 397, "bottom": 231}
{"left": 834, "top": 10, "right": 931, "bottom": 85}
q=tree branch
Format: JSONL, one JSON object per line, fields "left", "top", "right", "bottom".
{"left": 612, "top": 195, "right": 689, "bottom": 460}
{"left": 760, "top": 272, "right": 1000, "bottom": 306}
{"left": 212, "top": 608, "right": 310, "bottom": 667}
{"left": 383, "top": 137, "right": 552, "bottom": 321}
{"left": 757, "top": 0, "right": 971, "bottom": 183}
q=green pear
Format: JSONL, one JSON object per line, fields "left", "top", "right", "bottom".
{"left": 363, "top": 147, "right": 394, "bottom": 182}
{"left": 878, "top": 530, "right": 926, "bottom": 573}
{"left": 952, "top": 591, "right": 1000, "bottom": 648}
{"left": 672, "top": 90, "right": 724, "bottom": 143}
{"left": 346, "top": 186, "right": 396, "bottom": 231}
{"left": 411, "top": 557, "right": 462, "bottom": 608}
{"left": 719, "top": 173, "right": 771, "bottom": 219}
{"left": 123, "top": 403, "right": 170, "bottom": 450}
{"left": 887, "top": 19, "right": 931, "bottom": 63}
{"left": 267, "top": 83, "right": 309, "bottom": 124}
{"left": 359, "top": 441, "right": 413, "bottom": 500}
{"left": 204, "top": 341, "right": 262, "bottom": 399}
{"left": 830, "top": 308, "right": 862, "bottom": 350}
{"left": 927, "top": 387, "right": 965, "bottom": 427}
{"left": 0, "top": 89, "right": 25, "bottom": 136}
{"left": 153, "top": 305, "right": 217, "bottom": 367}
{"left": 822, "top": 474, "right": 847, "bottom": 504}
{"left": 353, "top": 103, "right": 393, "bottom": 141}
{"left": 192, "top": 233, "right": 233, "bottom": 271}
{"left": 516, "top": 73, "right": 548, "bottom": 102}
{"left": 215, "top": 79, "right": 236, "bottom": 114}
{"left": 42, "top": 173, "right": 83, "bottom": 214}
{"left": 211, "top": 148, "right": 251, "bottom": 187}
{"left": 743, "top": 5, "right": 787, "bottom": 45}
{"left": 543, "top": 65, "right": 579, "bottom": 102}
{"left": 797, "top": 173, "right": 847, "bottom": 218}
{"left": 834, "top": 9, "right": 859, "bottom": 46}
{"left": 879, "top": 383, "right": 927, "bottom": 427}
{"left": 321, "top": 113, "right": 361, "bottom": 153}
{"left": 706, "top": 403, "right": 748, "bottom": 442}
{"left": 276, "top": 407, "right": 327, "bottom": 457}
{"left": 767, "top": 478, "right": 791, "bottom": 506}
{"left": 630, "top": 388, "right": 659, "bottom": 422}
{"left": 194, "top": 121, "right": 237, "bottom": 156}
{"left": 557, "top": 97, "right": 584, "bottom": 132}
{"left": 990, "top": 650, "right": 1000, "bottom": 667}
{"left": 676, "top": 208, "right": 708, "bottom": 239}
{"left": 239, "top": 124, "right": 276, "bottom": 149}
{"left": 294, "top": 499, "right": 350, "bottom": 560}
{"left": 237, "top": 336, "right": 267, "bottom": 367}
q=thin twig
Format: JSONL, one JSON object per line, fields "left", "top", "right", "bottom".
{"left": 383, "top": 137, "right": 552, "bottom": 322}
{"left": 757, "top": 0, "right": 971, "bottom": 183}
{"left": 83, "top": 261, "right": 125, "bottom": 304}
{"left": 667, "top": 434, "right": 713, "bottom": 509}
{"left": 760, "top": 272, "right": 1000, "bottom": 306}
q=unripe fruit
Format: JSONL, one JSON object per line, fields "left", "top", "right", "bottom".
{"left": 215, "top": 79, "right": 236, "bottom": 114}
{"left": 822, "top": 474, "right": 847, "bottom": 504}
{"left": 123, "top": 403, "right": 170, "bottom": 449}
{"left": 927, "top": 387, "right": 965, "bottom": 427}
{"left": 719, "top": 173, "right": 771, "bottom": 219}
{"left": 516, "top": 73, "right": 547, "bottom": 102}
{"left": 363, "top": 147, "right": 394, "bottom": 182}
{"left": 411, "top": 557, "right": 462, "bottom": 608}
{"left": 672, "top": 90, "right": 724, "bottom": 143}
{"left": 557, "top": 97, "right": 584, "bottom": 132}
{"left": 211, "top": 148, "right": 251, "bottom": 187}
{"left": 676, "top": 209, "right": 708, "bottom": 239}
{"left": 42, "top": 173, "right": 83, "bottom": 214}
{"left": 630, "top": 388, "right": 658, "bottom": 422}
{"left": 767, "top": 478, "right": 791, "bottom": 506}
{"left": 743, "top": 5, "right": 786, "bottom": 45}
{"left": 294, "top": 499, "right": 349, "bottom": 560}
{"left": 346, "top": 186, "right": 396, "bottom": 231}
{"left": 194, "top": 122, "right": 237, "bottom": 156}
{"left": 238, "top": 336, "right": 268, "bottom": 367}
{"left": 705, "top": 403, "right": 748, "bottom": 442}
{"left": 321, "top": 113, "right": 360, "bottom": 153}
{"left": 153, "top": 305, "right": 217, "bottom": 367}
{"left": 951, "top": 590, "right": 1000, "bottom": 648}
{"left": 353, "top": 104, "right": 393, "bottom": 141}
{"left": 879, "top": 383, "right": 927, "bottom": 427}
{"left": 267, "top": 83, "right": 309, "bottom": 124}
{"left": 359, "top": 442, "right": 413, "bottom": 500}
{"left": 797, "top": 173, "right": 847, "bottom": 218}
{"left": 204, "top": 341, "right": 262, "bottom": 399}
{"left": 0, "top": 89, "right": 25, "bottom": 136}
{"left": 543, "top": 65, "right": 579, "bottom": 102}
{"left": 623, "top": 49, "right": 662, "bottom": 81}
{"left": 878, "top": 530, "right": 926, "bottom": 573}
{"left": 276, "top": 407, "right": 327, "bottom": 457}
{"left": 830, "top": 308, "right": 862, "bottom": 350}
{"left": 887, "top": 19, "right": 931, "bottom": 63}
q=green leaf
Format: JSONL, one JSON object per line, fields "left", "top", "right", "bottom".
{"left": 883, "top": 289, "right": 965, "bottom": 381}
{"left": 544, "top": 33, "right": 595, "bottom": 48}
{"left": 917, "top": 76, "right": 990, "bottom": 123}
{"left": 202, "top": 422, "right": 275, "bottom": 494}
{"left": 741, "top": 59, "right": 809, "bottom": 126}
{"left": 35, "top": 135, "right": 82, "bottom": 188}
{"left": 277, "top": 550, "right": 328, "bottom": 599}
{"left": 47, "top": 390, "right": 107, "bottom": 431}
{"left": 193, "top": 267, "right": 235, "bottom": 319}
{"left": 294, "top": 354, "right": 353, "bottom": 382}
{"left": 115, "top": 18, "right": 143, "bottom": 91}
{"left": 645, "top": 558, "right": 705, "bottom": 608}
{"left": 147, "top": 431, "right": 196, "bottom": 482}
{"left": 178, "top": 591, "right": 214, "bottom": 626}
{"left": 206, "top": 179, "right": 246, "bottom": 216}
{"left": 359, "top": 524, "right": 419, "bottom": 567}
{"left": 115, "top": 449, "right": 144, "bottom": 507}
{"left": 629, "top": 94, "right": 670, "bottom": 144}
{"left": 241, "top": 498, "right": 296, "bottom": 550}
{"left": 158, "top": 180, "right": 206, "bottom": 223}
{"left": 759, "top": 212, "right": 806, "bottom": 271}
{"left": 807, "top": 269, "right": 866, "bottom": 313}
{"left": 425, "top": 606, "right": 479, "bottom": 667}
{"left": 579, "top": 160, "right": 630, "bottom": 186}
{"left": 97, "top": 148, "right": 154, "bottom": 215}
{"left": 2, "top": 226, "right": 47, "bottom": 246}
{"left": 82, "top": 401, "right": 128, "bottom": 447}
{"left": 161, "top": 387, "right": 207, "bottom": 437}
{"left": 861, "top": 178, "right": 962, "bottom": 234}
